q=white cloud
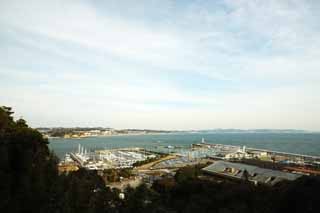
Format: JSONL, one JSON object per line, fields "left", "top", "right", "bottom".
{"left": 1, "top": 0, "right": 320, "bottom": 130}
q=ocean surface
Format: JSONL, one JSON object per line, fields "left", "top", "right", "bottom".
{"left": 49, "top": 133, "right": 320, "bottom": 159}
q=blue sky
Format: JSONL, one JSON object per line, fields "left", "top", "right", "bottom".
{"left": 1, "top": 0, "right": 320, "bottom": 130}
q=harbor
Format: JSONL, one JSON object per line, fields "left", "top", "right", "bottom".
{"left": 59, "top": 138, "right": 320, "bottom": 179}
{"left": 65, "top": 144, "right": 159, "bottom": 170}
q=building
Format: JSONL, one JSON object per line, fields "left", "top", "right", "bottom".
{"left": 247, "top": 150, "right": 268, "bottom": 159}
{"left": 202, "top": 161, "right": 302, "bottom": 186}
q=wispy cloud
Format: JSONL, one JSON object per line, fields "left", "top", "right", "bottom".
{"left": 1, "top": 0, "right": 320, "bottom": 130}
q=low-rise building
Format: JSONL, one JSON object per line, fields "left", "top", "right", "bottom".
{"left": 202, "top": 161, "right": 302, "bottom": 186}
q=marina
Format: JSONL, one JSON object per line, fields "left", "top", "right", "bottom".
{"left": 60, "top": 137, "right": 320, "bottom": 177}
{"left": 67, "top": 144, "right": 158, "bottom": 170}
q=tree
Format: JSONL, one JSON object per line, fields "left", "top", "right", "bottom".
{"left": 241, "top": 169, "right": 249, "bottom": 181}
{"left": 0, "top": 106, "right": 59, "bottom": 213}
{"left": 0, "top": 106, "right": 123, "bottom": 213}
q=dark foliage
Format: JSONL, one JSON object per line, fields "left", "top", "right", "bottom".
{"left": 150, "top": 166, "right": 320, "bottom": 213}
{"left": 0, "top": 107, "right": 120, "bottom": 213}
{"left": 101, "top": 168, "right": 132, "bottom": 183}
{"left": 0, "top": 106, "right": 59, "bottom": 213}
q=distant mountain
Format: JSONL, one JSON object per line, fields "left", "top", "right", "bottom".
{"left": 182, "top": 129, "right": 312, "bottom": 134}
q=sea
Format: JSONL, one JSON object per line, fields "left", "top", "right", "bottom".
{"left": 49, "top": 133, "right": 320, "bottom": 159}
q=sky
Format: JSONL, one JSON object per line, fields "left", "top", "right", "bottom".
{"left": 0, "top": 0, "right": 320, "bottom": 130}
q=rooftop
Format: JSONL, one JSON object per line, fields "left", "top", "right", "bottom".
{"left": 202, "top": 161, "right": 302, "bottom": 185}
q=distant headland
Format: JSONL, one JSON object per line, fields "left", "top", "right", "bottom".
{"left": 37, "top": 127, "right": 315, "bottom": 139}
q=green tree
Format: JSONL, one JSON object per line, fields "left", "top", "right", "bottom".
{"left": 0, "top": 106, "right": 60, "bottom": 213}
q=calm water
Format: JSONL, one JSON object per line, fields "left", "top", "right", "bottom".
{"left": 49, "top": 133, "right": 320, "bottom": 159}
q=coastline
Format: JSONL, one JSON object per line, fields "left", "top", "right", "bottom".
{"left": 48, "top": 132, "right": 176, "bottom": 140}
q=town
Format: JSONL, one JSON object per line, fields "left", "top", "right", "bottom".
{"left": 37, "top": 127, "right": 173, "bottom": 139}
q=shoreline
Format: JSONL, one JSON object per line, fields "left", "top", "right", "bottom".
{"left": 48, "top": 132, "right": 176, "bottom": 140}
{"left": 47, "top": 131, "right": 320, "bottom": 140}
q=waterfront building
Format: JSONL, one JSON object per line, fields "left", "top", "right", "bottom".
{"left": 203, "top": 161, "right": 302, "bottom": 186}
